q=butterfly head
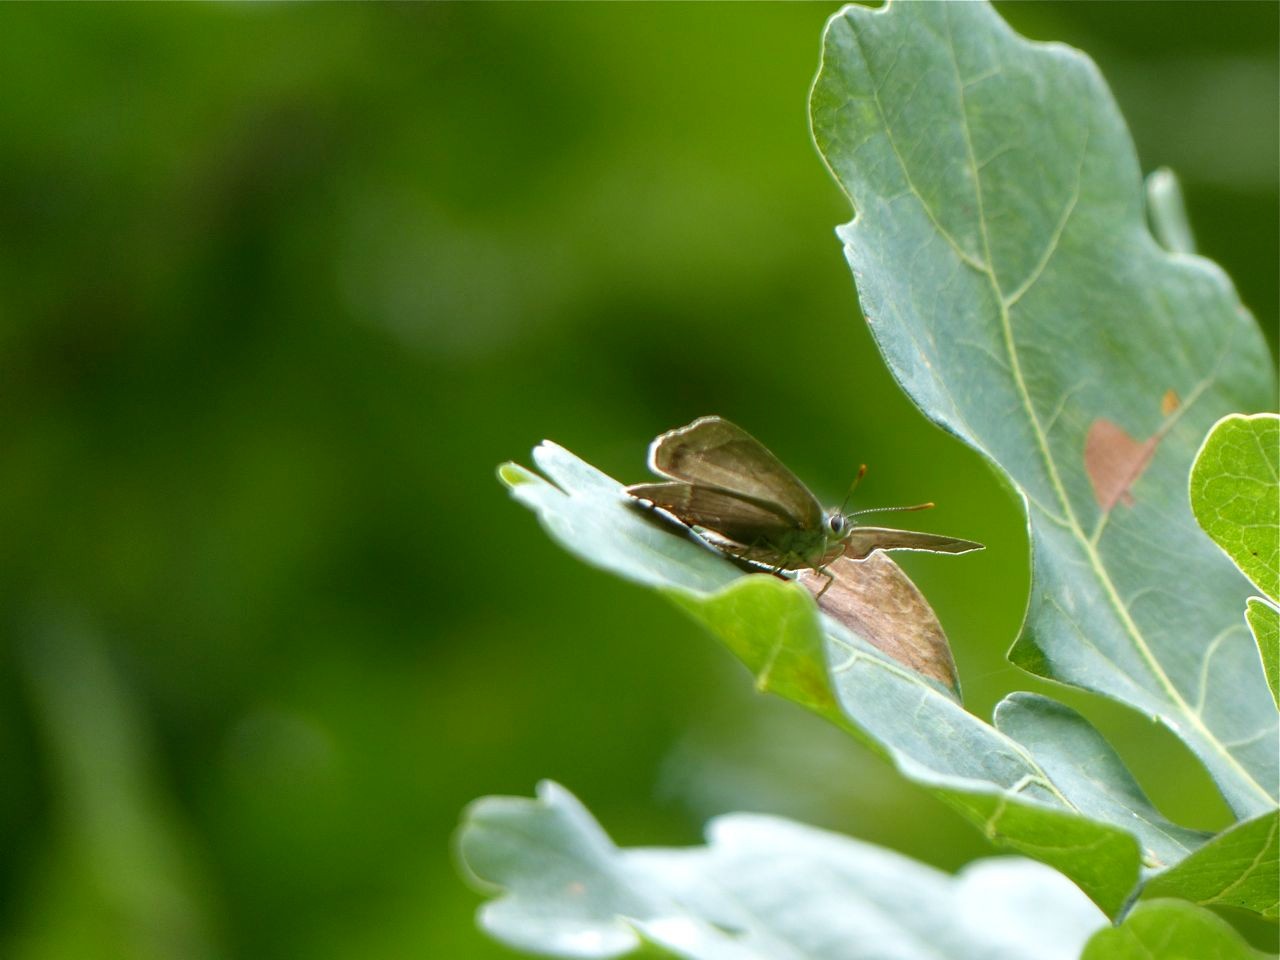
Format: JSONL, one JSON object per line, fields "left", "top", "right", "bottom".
{"left": 824, "top": 510, "right": 851, "bottom": 539}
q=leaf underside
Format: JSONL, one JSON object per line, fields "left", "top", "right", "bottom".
{"left": 459, "top": 782, "right": 1266, "bottom": 960}
{"left": 501, "top": 444, "right": 1216, "bottom": 916}
{"left": 459, "top": 781, "right": 1110, "bottom": 960}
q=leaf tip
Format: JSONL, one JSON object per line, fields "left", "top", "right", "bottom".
{"left": 496, "top": 461, "right": 534, "bottom": 489}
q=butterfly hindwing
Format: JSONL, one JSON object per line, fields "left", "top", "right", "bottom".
{"left": 626, "top": 481, "right": 803, "bottom": 547}
{"left": 646, "top": 416, "right": 825, "bottom": 530}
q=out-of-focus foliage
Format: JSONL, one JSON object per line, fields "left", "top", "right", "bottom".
{"left": 0, "top": 4, "right": 1274, "bottom": 958}
{"left": 459, "top": 781, "right": 1108, "bottom": 960}
{"left": 459, "top": 782, "right": 1269, "bottom": 960}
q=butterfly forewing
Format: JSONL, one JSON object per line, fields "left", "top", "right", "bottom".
{"left": 646, "top": 416, "right": 824, "bottom": 529}
{"left": 626, "top": 481, "right": 801, "bottom": 546}
{"left": 842, "top": 527, "right": 985, "bottom": 560}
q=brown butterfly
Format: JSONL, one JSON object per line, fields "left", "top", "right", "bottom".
{"left": 627, "top": 416, "right": 983, "bottom": 575}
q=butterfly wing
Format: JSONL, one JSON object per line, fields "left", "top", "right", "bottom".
{"left": 842, "top": 527, "right": 985, "bottom": 561}
{"left": 646, "top": 416, "right": 824, "bottom": 530}
{"left": 627, "top": 481, "right": 798, "bottom": 547}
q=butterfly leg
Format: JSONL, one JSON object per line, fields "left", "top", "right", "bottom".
{"left": 812, "top": 542, "right": 848, "bottom": 600}
{"left": 814, "top": 569, "right": 836, "bottom": 600}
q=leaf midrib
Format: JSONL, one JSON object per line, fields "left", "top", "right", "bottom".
{"left": 940, "top": 7, "right": 1270, "bottom": 809}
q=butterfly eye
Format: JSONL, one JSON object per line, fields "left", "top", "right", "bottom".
{"left": 827, "top": 514, "right": 846, "bottom": 535}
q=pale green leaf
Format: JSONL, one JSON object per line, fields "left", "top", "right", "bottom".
{"left": 810, "top": 0, "right": 1276, "bottom": 818}
{"left": 459, "top": 781, "right": 1107, "bottom": 960}
{"left": 992, "top": 694, "right": 1207, "bottom": 869}
{"left": 498, "top": 447, "right": 1205, "bottom": 915}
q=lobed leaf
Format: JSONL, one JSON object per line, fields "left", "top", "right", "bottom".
{"left": 499, "top": 447, "right": 1204, "bottom": 915}
{"left": 458, "top": 781, "right": 1108, "bottom": 960}
{"left": 810, "top": 0, "right": 1277, "bottom": 818}
{"left": 489, "top": 0, "right": 1279, "bottom": 930}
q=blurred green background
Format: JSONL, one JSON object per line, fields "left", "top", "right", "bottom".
{"left": 0, "top": 3, "right": 1275, "bottom": 958}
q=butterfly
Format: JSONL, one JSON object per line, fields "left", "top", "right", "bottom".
{"left": 626, "top": 416, "right": 983, "bottom": 576}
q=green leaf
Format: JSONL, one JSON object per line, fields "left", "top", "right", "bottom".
{"left": 499, "top": 446, "right": 1206, "bottom": 915}
{"left": 459, "top": 781, "right": 1108, "bottom": 960}
{"left": 1081, "top": 900, "right": 1270, "bottom": 960}
{"left": 496, "top": 0, "right": 1278, "bottom": 924}
{"left": 1142, "top": 811, "right": 1279, "bottom": 919}
{"left": 992, "top": 693, "right": 1207, "bottom": 869}
{"left": 1189, "top": 413, "right": 1280, "bottom": 712}
{"left": 810, "top": 0, "right": 1277, "bottom": 818}
{"left": 1246, "top": 598, "right": 1279, "bottom": 711}
{"left": 1190, "top": 413, "right": 1280, "bottom": 602}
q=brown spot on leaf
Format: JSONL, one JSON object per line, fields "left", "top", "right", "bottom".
{"left": 1161, "top": 389, "right": 1180, "bottom": 416}
{"left": 1085, "top": 419, "right": 1159, "bottom": 510}
{"left": 797, "top": 553, "right": 959, "bottom": 697}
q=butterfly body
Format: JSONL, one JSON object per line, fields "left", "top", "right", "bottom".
{"left": 627, "top": 416, "right": 982, "bottom": 573}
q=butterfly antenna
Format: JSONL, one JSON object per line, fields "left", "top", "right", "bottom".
{"left": 838, "top": 464, "right": 868, "bottom": 514}
{"left": 848, "top": 501, "right": 935, "bottom": 518}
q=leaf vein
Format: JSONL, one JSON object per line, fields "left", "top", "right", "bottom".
{"left": 1197, "top": 816, "right": 1278, "bottom": 909}
{"left": 1003, "top": 130, "right": 1088, "bottom": 310}
{"left": 1192, "top": 623, "right": 1245, "bottom": 716}
{"left": 850, "top": 24, "right": 987, "bottom": 274}
{"left": 938, "top": 6, "right": 1270, "bottom": 807}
